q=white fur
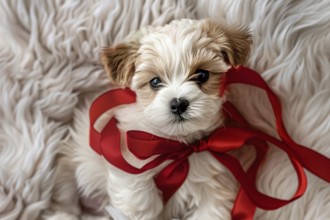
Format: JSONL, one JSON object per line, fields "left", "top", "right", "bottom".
{"left": 1, "top": 1, "right": 330, "bottom": 220}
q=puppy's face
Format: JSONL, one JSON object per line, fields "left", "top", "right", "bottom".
{"left": 102, "top": 19, "right": 251, "bottom": 142}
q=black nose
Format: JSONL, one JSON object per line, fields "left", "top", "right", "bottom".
{"left": 170, "top": 98, "right": 189, "bottom": 115}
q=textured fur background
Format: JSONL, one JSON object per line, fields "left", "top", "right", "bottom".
{"left": 0, "top": 0, "right": 329, "bottom": 219}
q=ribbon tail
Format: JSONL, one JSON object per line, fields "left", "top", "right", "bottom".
{"left": 288, "top": 143, "right": 330, "bottom": 182}
{"left": 223, "top": 98, "right": 268, "bottom": 219}
{"left": 232, "top": 188, "right": 256, "bottom": 220}
{"left": 155, "top": 156, "right": 190, "bottom": 203}
{"left": 232, "top": 141, "right": 269, "bottom": 220}
{"left": 212, "top": 149, "right": 306, "bottom": 210}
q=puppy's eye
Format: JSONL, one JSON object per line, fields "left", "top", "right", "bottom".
{"left": 150, "top": 77, "right": 163, "bottom": 89}
{"left": 194, "top": 69, "right": 209, "bottom": 83}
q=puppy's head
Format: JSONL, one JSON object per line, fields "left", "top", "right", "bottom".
{"left": 102, "top": 19, "right": 251, "bottom": 142}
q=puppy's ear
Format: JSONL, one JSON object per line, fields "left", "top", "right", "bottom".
{"left": 101, "top": 42, "right": 139, "bottom": 86}
{"left": 202, "top": 20, "right": 252, "bottom": 67}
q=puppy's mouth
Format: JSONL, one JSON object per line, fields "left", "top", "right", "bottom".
{"left": 172, "top": 114, "right": 187, "bottom": 123}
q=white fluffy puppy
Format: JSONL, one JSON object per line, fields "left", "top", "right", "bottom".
{"left": 68, "top": 19, "right": 251, "bottom": 220}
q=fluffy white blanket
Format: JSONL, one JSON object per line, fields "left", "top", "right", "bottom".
{"left": 0, "top": 0, "right": 329, "bottom": 219}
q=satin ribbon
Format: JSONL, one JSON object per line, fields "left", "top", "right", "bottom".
{"left": 89, "top": 67, "right": 330, "bottom": 220}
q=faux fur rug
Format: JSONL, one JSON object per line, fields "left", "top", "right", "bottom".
{"left": 0, "top": 0, "right": 329, "bottom": 220}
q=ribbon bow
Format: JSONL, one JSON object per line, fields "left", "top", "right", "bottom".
{"left": 89, "top": 67, "right": 330, "bottom": 220}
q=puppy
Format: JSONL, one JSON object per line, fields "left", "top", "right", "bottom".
{"left": 73, "top": 19, "right": 252, "bottom": 220}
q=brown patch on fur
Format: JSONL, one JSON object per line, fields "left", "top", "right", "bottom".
{"left": 187, "top": 69, "right": 224, "bottom": 96}
{"left": 101, "top": 42, "right": 140, "bottom": 86}
{"left": 187, "top": 50, "right": 228, "bottom": 96}
{"left": 136, "top": 83, "right": 157, "bottom": 106}
{"left": 133, "top": 71, "right": 158, "bottom": 106}
{"left": 201, "top": 72, "right": 223, "bottom": 95}
{"left": 188, "top": 54, "right": 226, "bottom": 76}
{"left": 201, "top": 19, "right": 252, "bottom": 67}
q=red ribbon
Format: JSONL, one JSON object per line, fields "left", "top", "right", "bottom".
{"left": 89, "top": 67, "right": 330, "bottom": 220}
